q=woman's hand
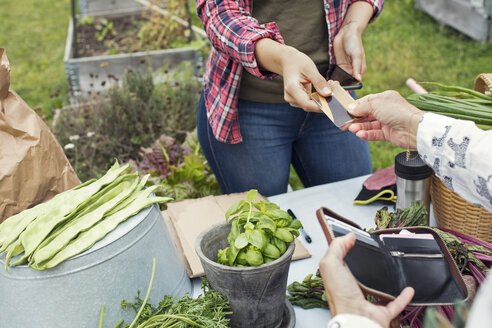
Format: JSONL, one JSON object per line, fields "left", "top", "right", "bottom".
{"left": 255, "top": 38, "right": 332, "bottom": 112}
{"left": 333, "top": 1, "right": 375, "bottom": 81}
{"left": 319, "top": 233, "right": 415, "bottom": 328}
{"left": 346, "top": 90, "right": 424, "bottom": 149}
{"left": 333, "top": 23, "right": 366, "bottom": 81}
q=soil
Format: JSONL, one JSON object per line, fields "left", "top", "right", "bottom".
{"left": 75, "top": 14, "right": 146, "bottom": 58}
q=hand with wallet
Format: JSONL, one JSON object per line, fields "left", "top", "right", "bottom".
{"left": 317, "top": 207, "right": 469, "bottom": 328}
{"left": 319, "top": 233, "right": 415, "bottom": 328}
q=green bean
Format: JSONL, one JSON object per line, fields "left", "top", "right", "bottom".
{"left": 105, "top": 174, "right": 150, "bottom": 217}
{"left": 31, "top": 186, "right": 169, "bottom": 270}
{"left": 31, "top": 177, "right": 139, "bottom": 265}
{"left": 30, "top": 174, "right": 137, "bottom": 258}
{"left": 0, "top": 179, "right": 98, "bottom": 248}
{"left": 4, "top": 238, "right": 24, "bottom": 271}
{"left": 20, "top": 162, "right": 129, "bottom": 258}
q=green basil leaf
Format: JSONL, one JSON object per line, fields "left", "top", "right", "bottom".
{"left": 258, "top": 216, "right": 276, "bottom": 233}
{"left": 289, "top": 219, "right": 302, "bottom": 229}
{"left": 268, "top": 208, "right": 291, "bottom": 220}
{"left": 245, "top": 246, "right": 263, "bottom": 266}
{"left": 217, "top": 248, "right": 229, "bottom": 265}
{"left": 274, "top": 228, "right": 294, "bottom": 242}
{"left": 227, "top": 243, "right": 239, "bottom": 266}
{"left": 236, "top": 249, "right": 248, "bottom": 265}
{"left": 288, "top": 228, "right": 300, "bottom": 237}
{"left": 261, "top": 201, "right": 280, "bottom": 211}
{"left": 273, "top": 237, "right": 287, "bottom": 254}
{"left": 244, "top": 222, "right": 255, "bottom": 231}
{"left": 246, "top": 189, "right": 258, "bottom": 203}
{"left": 234, "top": 233, "right": 249, "bottom": 249}
{"left": 253, "top": 201, "right": 267, "bottom": 213}
{"left": 263, "top": 243, "right": 280, "bottom": 259}
{"left": 275, "top": 218, "right": 291, "bottom": 228}
{"left": 230, "top": 220, "right": 240, "bottom": 240}
{"left": 225, "top": 200, "right": 245, "bottom": 221}
{"left": 248, "top": 229, "right": 265, "bottom": 250}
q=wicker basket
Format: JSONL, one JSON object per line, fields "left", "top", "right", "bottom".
{"left": 474, "top": 73, "right": 492, "bottom": 96}
{"left": 430, "top": 73, "right": 492, "bottom": 243}
{"left": 431, "top": 176, "right": 492, "bottom": 243}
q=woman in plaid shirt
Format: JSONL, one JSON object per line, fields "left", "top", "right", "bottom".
{"left": 196, "top": 0, "right": 384, "bottom": 196}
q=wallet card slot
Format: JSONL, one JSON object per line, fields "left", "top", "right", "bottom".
{"left": 382, "top": 236, "right": 443, "bottom": 255}
{"left": 397, "top": 257, "right": 452, "bottom": 303}
{"left": 343, "top": 238, "right": 400, "bottom": 296}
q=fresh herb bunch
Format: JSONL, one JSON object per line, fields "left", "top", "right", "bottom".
{"left": 217, "top": 189, "right": 302, "bottom": 267}
{"left": 371, "top": 200, "right": 427, "bottom": 231}
{"left": 117, "top": 279, "right": 231, "bottom": 328}
{"left": 287, "top": 271, "right": 328, "bottom": 310}
{"left": 108, "top": 258, "right": 230, "bottom": 328}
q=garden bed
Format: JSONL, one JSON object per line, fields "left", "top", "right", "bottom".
{"left": 64, "top": 8, "right": 204, "bottom": 101}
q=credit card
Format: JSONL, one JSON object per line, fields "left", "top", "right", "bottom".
{"left": 310, "top": 84, "right": 357, "bottom": 128}
{"left": 326, "top": 217, "right": 380, "bottom": 248}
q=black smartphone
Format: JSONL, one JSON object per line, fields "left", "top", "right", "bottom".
{"left": 326, "top": 64, "right": 363, "bottom": 90}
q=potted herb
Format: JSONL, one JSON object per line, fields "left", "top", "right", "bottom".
{"left": 195, "top": 189, "right": 301, "bottom": 328}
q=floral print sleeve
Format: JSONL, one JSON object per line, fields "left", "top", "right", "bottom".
{"left": 417, "top": 112, "right": 492, "bottom": 213}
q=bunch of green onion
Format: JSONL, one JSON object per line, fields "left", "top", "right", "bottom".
{"left": 407, "top": 82, "right": 492, "bottom": 130}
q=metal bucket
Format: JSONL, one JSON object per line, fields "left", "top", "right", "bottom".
{"left": 0, "top": 203, "right": 191, "bottom": 328}
{"left": 196, "top": 223, "right": 295, "bottom": 328}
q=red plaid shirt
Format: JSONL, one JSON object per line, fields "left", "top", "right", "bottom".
{"left": 197, "top": 0, "right": 384, "bottom": 144}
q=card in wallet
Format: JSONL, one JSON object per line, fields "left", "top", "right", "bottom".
{"left": 316, "top": 207, "right": 468, "bottom": 305}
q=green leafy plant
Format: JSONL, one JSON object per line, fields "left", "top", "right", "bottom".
{"left": 94, "top": 18, "right": 115, "bottom": 42}
{"left": 369, "top": 200, "right": 427, "bottom": 232}
{"left": 128, "top": 130, "right": 221, "bottom": 208}
{"left": 217, "top": 189, "right": 302, "bottom": 267}
{"left": 287, "top": 271, "right": 328, "bottom": 309}
{"left": 104, "top": 259, "right": 231, "bottom": 328}
{"left": 54, "top": 63, "right": 201, "bottom": 181}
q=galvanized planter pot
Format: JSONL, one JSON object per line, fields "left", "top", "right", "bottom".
{"left": 196, "top": 223, "right": 296, "bottom": 328}
{"left": 0, "top": 203, "right": 192, "bottom": 328}
{"left": 64, "top": 9, "right": 202, "bottom": 101}
{"left": 415, "top": 0, "right": 492, "bottom": 41}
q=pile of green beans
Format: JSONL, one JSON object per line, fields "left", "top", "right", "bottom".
{"left": 407, "top": 82, "right": 492, "bottom": 130}
{"left": 0, "top": 162, "right": 171, "bottom": 271}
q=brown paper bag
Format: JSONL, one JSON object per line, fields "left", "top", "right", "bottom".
{"left": 0, "top": 49, "right": 80, "bottom": 222}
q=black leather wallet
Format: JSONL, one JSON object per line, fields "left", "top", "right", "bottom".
{"left": 316, "top": 207, "right": 468, "bottom": 306}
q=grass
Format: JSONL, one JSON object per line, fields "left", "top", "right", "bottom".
{"left": 360, "top": 0, "right": 492, "bottom": 169}
{"left": 0, "top": 0, "right": 70, "bottom": 118}
{"left": 1, "top": 0, "right": 491, "bottom": 174}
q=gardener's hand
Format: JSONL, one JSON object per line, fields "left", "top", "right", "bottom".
{"left": 255, "top": 38, "right": 331, "bottom": 112}
{"left": 345, "top": 91, "right": 425, "bottom": 149}
{"left": 333, "top": 1, "right": 375, "bottom": 81}
{"left": 319, "top": 233, "right": 415, "bottom": 328}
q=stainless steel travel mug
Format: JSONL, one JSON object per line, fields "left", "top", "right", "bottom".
{"left": 395, "top": 151, "right": 433, "bottom": 222}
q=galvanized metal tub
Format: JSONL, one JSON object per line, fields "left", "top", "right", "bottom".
{"left": 0, "top": 203, "right": 191, "bottom": 328}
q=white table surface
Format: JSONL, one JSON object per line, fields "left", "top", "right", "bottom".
{"left": 191, "top": 174, "right": 434, "bottom": 327}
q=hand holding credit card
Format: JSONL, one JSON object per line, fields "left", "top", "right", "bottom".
{"left": 311, "top": 83, "right": 357, "bottom": 128}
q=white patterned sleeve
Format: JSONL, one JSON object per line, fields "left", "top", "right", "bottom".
{"left": 417, "top": 112, "right": 492, "bottom": 213}
{"left": 327, "top": 314, "right": 382, "bottom": 328}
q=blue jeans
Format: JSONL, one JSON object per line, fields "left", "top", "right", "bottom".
{"left": 197, "top": 95, "right": 372, "bottom": 196}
